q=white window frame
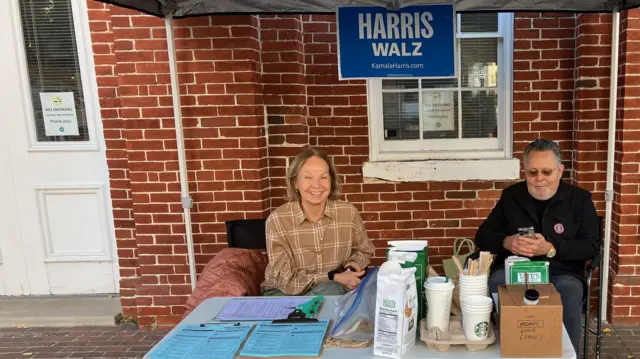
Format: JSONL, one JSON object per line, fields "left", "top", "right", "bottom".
{"left": 10, "top": 0, "right": 101, "bottom": 151}
{"left": 366, "top": 13, "right": 514, "bottom": 163}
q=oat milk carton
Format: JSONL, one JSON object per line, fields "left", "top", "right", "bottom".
{"left": 373, "top": 260, "right": 418, "bottom": 359}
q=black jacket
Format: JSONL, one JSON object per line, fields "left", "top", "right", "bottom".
{"left": 475, "top": 180, "right": 600, "bottom": 279}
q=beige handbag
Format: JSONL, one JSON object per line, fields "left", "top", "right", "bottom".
{"left": 442, "top": 237, "right": 476, "bottom": 280}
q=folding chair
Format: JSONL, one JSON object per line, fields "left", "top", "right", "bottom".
{"left": 582, "top": 216, "right": 604, "bottom": 359}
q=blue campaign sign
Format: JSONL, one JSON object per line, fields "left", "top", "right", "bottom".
{"left": 337, "top": 5, "right": 456, "bottom": 79}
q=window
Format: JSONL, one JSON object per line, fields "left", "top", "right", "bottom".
{"left": 18, "top": 0, "right": 93, "bottom": 143}
{"left": 366, "top": 13, "right": 514, "bottom": 162}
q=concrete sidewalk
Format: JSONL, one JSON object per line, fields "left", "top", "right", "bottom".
{"left": 593, "top": 325, "right": 640, "bottom": 358}
{"left": 0, "top": 297, "right": 121, "bottom": 328}
{"left": 0, "top": 324, "right": 637, "bottom": 359}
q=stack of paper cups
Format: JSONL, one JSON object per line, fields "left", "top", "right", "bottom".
{"left": 461, "top": 295, "right": 493, "bottom": 341}
{"left": 424, "top": 276, "right": 454, "bottom": 332}
{"left": 458, "top": 272, "right": 489, "bottom": 307}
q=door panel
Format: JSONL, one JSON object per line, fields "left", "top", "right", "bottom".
{"left": 0, "top": 131, "right": 31, "bottom": 296}
{"left": 0, "top": 0, "right": 118, "bottom": 295}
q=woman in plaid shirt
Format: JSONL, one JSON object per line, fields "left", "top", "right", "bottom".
{"left": 261, "top": 148, "right": 376, "bottom": 296}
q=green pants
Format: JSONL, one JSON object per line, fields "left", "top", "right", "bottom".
{"left": 262, "top": 281, "right": 346, "bottom": 296}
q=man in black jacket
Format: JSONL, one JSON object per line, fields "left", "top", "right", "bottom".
{"left": 475, "top": 138, "right": 599, "bottom": 356}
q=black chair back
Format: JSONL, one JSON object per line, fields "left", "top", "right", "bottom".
{"left": 225, "top": 219, "right": 267, "bottom": 250}
{"left": 587, "top": 216, "right": 604, "bottom": 273}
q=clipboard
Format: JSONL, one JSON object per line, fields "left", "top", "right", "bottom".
{"left": 272, "top": 308, "right": 319, "bottom": 323}
{"left": 146, "top": 322, "right": 254, "bottom": 359}
{"left": 237, "top": 319, "right": 333, "bottom": 358}
{"left": 215, "top": 297, "right": 321, "bottom": 321}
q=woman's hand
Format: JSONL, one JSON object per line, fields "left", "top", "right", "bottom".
{"left": 334, "top": 270, "right": 365, "bottom": 291}
{"left": 345, "top": 262, "right": 364, "bottom": 274}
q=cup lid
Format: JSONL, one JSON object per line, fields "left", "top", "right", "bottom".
{"left": 425, "top": 276, "right": 454, "bottom": 289}
{"left": 524, "top": 289, "right": 539, "bottom": 301}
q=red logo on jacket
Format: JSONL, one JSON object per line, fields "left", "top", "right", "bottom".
{"left": 554, "top": 223, "right": 565, "bottom": 234}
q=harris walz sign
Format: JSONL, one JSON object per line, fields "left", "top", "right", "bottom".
{"left": 337, "top": 4, "right": 456, "bottom": 79}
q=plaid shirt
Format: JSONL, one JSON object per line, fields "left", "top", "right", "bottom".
{"left": 262, "top": 199, "right": 375, "bottom": 295}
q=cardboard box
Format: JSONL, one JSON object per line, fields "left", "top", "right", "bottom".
{"left": 498, "top": 284, "right": 563, "bottom": 358}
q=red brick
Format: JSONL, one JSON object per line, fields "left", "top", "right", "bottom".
{"left": 431, "top": 201, "right": 463, "bottom": 210}
{"left": 446, "top": 191, "right": 477, "bottom": 199}
{"left": 115, "top": 28, "right": 153, "bottom": 40}
{"left": 429, "top": 219, "right": 460, "bottom": 228}
{"left": 515, "top": 29, "right": 541, "bottom": 39}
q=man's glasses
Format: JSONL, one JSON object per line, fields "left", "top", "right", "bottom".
{"left": 525, "top": 168, "right": 557, "bottom": 177}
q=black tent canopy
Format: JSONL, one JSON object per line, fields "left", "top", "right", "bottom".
{"left": 98, "top": 0, "right": 640, "bottom": 18}
{"left": 95, "top": 0, "right": 627, "bottom": 324}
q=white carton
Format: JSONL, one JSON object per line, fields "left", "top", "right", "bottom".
{"left": 373, "top": 260, "right": 418, "bottom": 359}
{"left": 504, "top": 255, "right": 530, "bottom": 284}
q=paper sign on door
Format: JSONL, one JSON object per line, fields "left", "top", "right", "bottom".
{"left": 39, "top": 92, "right": 79, "bottom": 136}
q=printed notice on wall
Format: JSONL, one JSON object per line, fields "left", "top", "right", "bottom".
{"left": 422, "top": 91, "right": 455, "bottom": 131}
{"left": 40, "top": 92, "right": 79, "bottom": 136}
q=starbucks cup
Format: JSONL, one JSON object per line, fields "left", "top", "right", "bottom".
{"left": 424, "top": 276, "right": 455, "bottom": 332}
{"left": 459, "top": 287, "right": 488, "bottom": 306}
{"left": 462, "top": 295, "right": 493, "bottom": 312}
{"left": 458, "top": 273, "right": 489, "bottom": 305}
{"left": 462, "top": 310, "right": 492, "bottom": 341}
{"left": 459, "top": 275, "right": 488, "bottom": 285}
{"left": 462, "top": 295, "right": 493, "bottom": 341}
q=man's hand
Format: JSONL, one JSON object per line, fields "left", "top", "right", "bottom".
{"left": 530, "top": 233, "right": 552, "bottom": 256}
{"left": 334, "top": 271, "right": 364, "bottom": 291}
{"left": 503, "top": 234, "right": 534, "bottom": 257}
{"left": 503, "top": 233, "right": 552, "bottom": 257}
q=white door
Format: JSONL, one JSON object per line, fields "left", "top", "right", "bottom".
{"left": 0, "top": 0, "right": 118, "bottom": 295}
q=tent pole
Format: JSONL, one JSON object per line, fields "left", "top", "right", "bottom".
{"left": 165, "top": 15, "right": 197, "bottom": 290}
{"left": 602, "top": 6, "right": 620, "bottom": 322}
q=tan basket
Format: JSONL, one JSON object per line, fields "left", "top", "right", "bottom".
{"left": 419, "top": 317, "right": 496, "bottom": 352}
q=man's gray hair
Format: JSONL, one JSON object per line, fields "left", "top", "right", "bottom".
{"left": 523, "top": 138, "right": 562, "bottom": 164}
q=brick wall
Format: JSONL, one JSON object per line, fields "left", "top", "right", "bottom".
{"left": 87, "top": 0, "right": 140, "bottom": 320}
{"left": 512, "top": 13, "right": 576, "bottom": 182}
{"left": 87, "top": 0, "right": 639, "bottom": 327}
{"left": 90, "top": 6, "right": 277, "bottom": 326}
{"left": 572, "top": 13, "right": 614, "bottom": 317}
{"left": 609, "top": 9, "right": 640, "bottom": 325}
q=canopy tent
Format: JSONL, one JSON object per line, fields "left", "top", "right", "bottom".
{"left": 100, "top": 0, "right": 640, "bottom": 17}
{"left": 96, "top": 0, "right": 633, "bottom": 321}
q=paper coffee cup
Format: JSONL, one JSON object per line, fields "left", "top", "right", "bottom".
{"left": 462, "top": 309, "right": 492, "bottom": 341}
{"left": 425, "top": 277, "right": 454, "bottom": 332}
{"left": 459, "top": 273, "right": 488, "bottom": 281}
{"left": 459, "top": 286, "right": 489, "bottom": 304}
{"left": 464, "top": 295, "right": 493, "bottom": 307}
{"left": 460, "top": 287, "right": 488, "bottom": 295}
{"left": 460, "top": 289, "right": 488, "bottom": 297}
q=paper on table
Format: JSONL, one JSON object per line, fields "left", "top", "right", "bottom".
{"left": 215, "top": 297, "right": 313, "bottom": 321}
{"left": 240, "top": 319, "right": 330, "bottom": 357}
{"left": 147, "top": 323, "right": 253, "bottom": 359}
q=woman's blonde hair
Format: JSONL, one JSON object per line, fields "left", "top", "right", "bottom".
{"left": 285, "top": 148, "right": 341, "bottom": 202}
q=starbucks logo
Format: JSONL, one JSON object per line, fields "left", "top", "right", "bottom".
{"left": 474, "top": 321, "right": 489, "bottom": 338}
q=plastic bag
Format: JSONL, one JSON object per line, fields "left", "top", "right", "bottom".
{"left": 326, "top": 266, "right": 378, "bottom": 348}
